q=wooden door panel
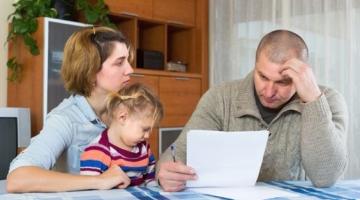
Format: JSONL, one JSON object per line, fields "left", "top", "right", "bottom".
{"left": 159, "top": 77, "right": 201, "bottom": 126}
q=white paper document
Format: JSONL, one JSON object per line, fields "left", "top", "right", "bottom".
{"left": 186, "top": 130, "right": 269, "bottom": 188}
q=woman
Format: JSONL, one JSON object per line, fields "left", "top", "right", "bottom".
{"left": 6, "top": 26, "right": 134, "bottom": 192}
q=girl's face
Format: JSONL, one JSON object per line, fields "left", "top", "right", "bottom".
{"left": 113, "top": 108, "right": 155, "bottom": 150}
{"left": 95, "top": 42, "right": 134, "bottom": 93}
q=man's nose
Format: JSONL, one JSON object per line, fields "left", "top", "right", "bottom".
{"left": 264, "top": 82, "right": 276, "bottom": 97}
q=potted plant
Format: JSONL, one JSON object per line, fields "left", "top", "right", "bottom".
{"left": 7, "top": 0, "right": 114, "bottom": 82}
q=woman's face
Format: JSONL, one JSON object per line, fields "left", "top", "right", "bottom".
{"left": 95, "top": 42, "right": 134, "bottom": 93}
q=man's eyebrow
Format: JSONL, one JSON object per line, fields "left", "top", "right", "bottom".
{"left": 257, "top": 70, "right": 268, "bottom": 78}
{"left": 276, "top": 76, "right": 292, "bottom": 83}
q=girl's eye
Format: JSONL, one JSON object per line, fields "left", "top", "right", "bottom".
{"left": 143, "top": 127, "right": 151, "bottom": 132}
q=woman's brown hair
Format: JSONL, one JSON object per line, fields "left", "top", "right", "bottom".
{"left": 61, "top": 26, "right": 133, "bottom": 96}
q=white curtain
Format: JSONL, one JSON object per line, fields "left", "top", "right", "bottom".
{"left": 209, "top": 0, "right": 360, "bottom": 179}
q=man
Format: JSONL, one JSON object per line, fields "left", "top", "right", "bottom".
{"left": 156, "top": 30, "right": 348, "bottom": 192}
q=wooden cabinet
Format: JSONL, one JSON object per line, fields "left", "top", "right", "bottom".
{"left": 153, "top": 0, "right": 195, "bottom": 26}
{"left": 129, "top": 74, "right": 159, "bottom": 94}
{"left": 159, "top": 77, "right": 201, "bottom": 126}
{"left": 109, "top": 0, "right": 208, "bottom": 86}
{"left": 105, "top": 0, "right": 153, "bottom": 19}
{"left": 106, "top": 0, "right": 195, "bottom": 26}
{"left": 8, "top": 0, "right": 208, "bottom": 159}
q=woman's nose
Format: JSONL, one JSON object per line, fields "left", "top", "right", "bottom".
{"left": 127, "top": 62, "right": 134, "bottom": 74}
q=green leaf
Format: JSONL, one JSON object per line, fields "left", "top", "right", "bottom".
{"left": 85, "top": 8, "right": 99, "bottom": 24}
{"left": 23, "top": 34, "right": 39, "bottom": 55}
{"left": 76, "top": 0, "right": 87, "bottom": 10}
{"left": 7, "top": 0, "right": 114, "bottom": 82}
{"left": 7, "top": 57, "right": 22, "bottom": 82}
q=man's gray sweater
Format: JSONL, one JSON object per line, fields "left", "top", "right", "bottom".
{"left": 159, "top": 71, "right": 348, "bottom": 187}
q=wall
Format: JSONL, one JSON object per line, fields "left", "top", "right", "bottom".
{"left": 0, "top": 0, "right": 13, "bottom": 107}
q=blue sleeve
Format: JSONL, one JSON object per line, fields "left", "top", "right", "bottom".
{"left": 144, "top": 150, "right": 156, "bottom": 181}
{"left": 80, "top": 145, "right": 110, "bottom": 175}
{"left": 9, "top": 113, "right": 73, "bottom": 172}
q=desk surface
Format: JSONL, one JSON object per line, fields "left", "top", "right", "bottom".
{"left": 1, "top": 180, "right": 360, "bottom": 200}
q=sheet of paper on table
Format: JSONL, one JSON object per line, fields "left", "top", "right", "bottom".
{"left": 187, "top": 130, "right": 269, "bottom": 188}
{"left": 186, "top": 130, "right": 300, "bottom": 199}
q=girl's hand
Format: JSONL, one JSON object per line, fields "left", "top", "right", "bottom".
{"left": 97, "top": 165, "right": 130, "bottom": 190}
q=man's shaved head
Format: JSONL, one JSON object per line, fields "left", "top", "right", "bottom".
{"left": 255, "top": 30, "right": 308, "bottom": 64}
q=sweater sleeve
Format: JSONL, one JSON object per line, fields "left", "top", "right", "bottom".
{"left": 301, "top": 88, "right": 348, "bottom": 187}
{"left": 80, "top": 146, "right": 111, "bottom": 175}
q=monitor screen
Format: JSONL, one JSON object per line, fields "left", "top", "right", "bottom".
{"left": 159, "top": 128, "right": 182, "bottom": 154}
{"left": 0, "top": 117, "right": 18, "bottom": 179}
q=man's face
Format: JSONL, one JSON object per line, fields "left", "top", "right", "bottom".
{"left": 254, "top": 53, "right": 296, "bottom": 109}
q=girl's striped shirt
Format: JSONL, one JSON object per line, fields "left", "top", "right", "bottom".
{"left": 80, "top": 129, "right": 155, "bottom": 186}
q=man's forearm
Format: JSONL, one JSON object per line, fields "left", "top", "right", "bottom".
{"left": 301, "top": 93, "right": 348, "bottom": 187}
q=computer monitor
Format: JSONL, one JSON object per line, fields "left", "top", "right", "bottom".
{"left": 159, "top": 127, "right": 183, "bottom": 154}
{"left": 0, "top": 107, "right": 31, "bottom": 179}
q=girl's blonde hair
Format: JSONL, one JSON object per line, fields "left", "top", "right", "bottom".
{"left": 106, "top": 83, "right": 163, "bottom": 126}
{"left": 61, "top": 26, "right": 133, "bottom": 97}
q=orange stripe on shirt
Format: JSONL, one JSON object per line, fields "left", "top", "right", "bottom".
{"left": 112, "top": 157, "right": 149, "bottom": 167}
{"left": 81, "top": 149, "right": 111, "bottom": 165}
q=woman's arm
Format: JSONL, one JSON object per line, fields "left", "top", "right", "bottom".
{"left": 7, "top": 165, "right": 128, "bottom": 192}
{"left": 6, "top": 110, "right": 122, "bottom": 192}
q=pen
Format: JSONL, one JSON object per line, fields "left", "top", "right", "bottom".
{"left": 170, "top": 144, "right": 176, "bottom": 162}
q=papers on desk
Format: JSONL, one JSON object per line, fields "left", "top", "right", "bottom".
{"left": 187, "top": 130, "right": 269, "bottom": 188}
{"left": 186, "top": 130, "right": 300, "bottom": 199}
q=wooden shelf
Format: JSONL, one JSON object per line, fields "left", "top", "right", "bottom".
{"left": 133, "top": 68, "right": 202, "bottom": 78}
{"left": 108, "top": 10, "right": 197, "bottom": 74}
{"left": 167, "top": 25, "right": 195, "bottom": 73}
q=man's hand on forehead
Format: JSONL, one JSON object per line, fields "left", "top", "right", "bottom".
{"left": 279, "top": 58, "right": 321, "bottom": 103}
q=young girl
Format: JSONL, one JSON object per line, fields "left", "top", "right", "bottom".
{"left": 80, "top": 83, "right": 163, "bottom": 188}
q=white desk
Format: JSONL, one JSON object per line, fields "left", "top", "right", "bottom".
{"left": 0, "top": 180, "right": 219, "bottom": 200}
{"left": 1, "top": 179, "right": 360, "bottom": 200}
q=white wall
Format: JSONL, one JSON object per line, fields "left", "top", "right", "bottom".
{"left": 0, "top": 0, "right": 13, "bottom": 107}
